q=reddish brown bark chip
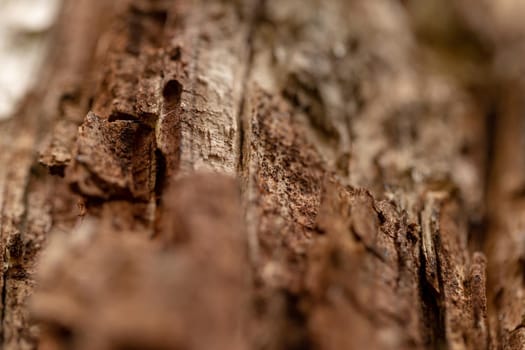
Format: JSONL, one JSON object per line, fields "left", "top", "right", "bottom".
{"left": 67, "top": 112, "right": 156, "bottom": 200}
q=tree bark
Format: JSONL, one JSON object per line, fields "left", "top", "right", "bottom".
{"left": 0, "top": 0, "right": 523, "bottom": 349}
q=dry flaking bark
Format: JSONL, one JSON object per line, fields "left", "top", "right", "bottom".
{"left": 0, "top": 0, "right": 523, "bottom": 350}
{"left": 241, "top": 1, "right": 489, "bottom": 349}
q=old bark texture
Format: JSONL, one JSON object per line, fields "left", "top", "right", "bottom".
{"left": 0, "top": 0, "right": 524, "bottom": 349}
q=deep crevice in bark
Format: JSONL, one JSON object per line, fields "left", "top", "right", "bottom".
{"left": 236, "top": 0, "right": 264, "bottom": 173}
{"left": 419, "top": 224, "right": 447, "bottom": 349}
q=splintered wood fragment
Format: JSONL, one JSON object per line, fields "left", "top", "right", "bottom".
{"left": 420, "top": 192, "right": 444, "bottom": 294}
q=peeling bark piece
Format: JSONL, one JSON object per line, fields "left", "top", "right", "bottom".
{"left": 33, "top": 173, "right": 249, "bottom": 350}
{"left": 67, "top": 112, "right": 156, "bottom": 200}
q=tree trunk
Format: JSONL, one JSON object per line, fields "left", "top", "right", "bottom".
{"left": 0, "top": 0, "right": 523, "bottom": 349}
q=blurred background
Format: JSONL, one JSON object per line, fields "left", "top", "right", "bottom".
{"left": 0, "top": 0, "right": 60, "bottom": 119}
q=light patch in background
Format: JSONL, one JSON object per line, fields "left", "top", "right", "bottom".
{"left": 0, "top": 0, "right": 61, "bottom": 120}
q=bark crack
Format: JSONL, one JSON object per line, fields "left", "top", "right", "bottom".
{"left": 236, "top": 0, "right": 264, "bottom": 174}
{"left": 237, "top": 0, "right": 265, "bottom": 269}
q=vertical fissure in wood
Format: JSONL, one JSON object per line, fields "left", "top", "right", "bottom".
{"left": 237, "top": 0, "right": 265, "bottom": 270}
{"left": 236, "top": 0, "right": 264, "bottom": 174}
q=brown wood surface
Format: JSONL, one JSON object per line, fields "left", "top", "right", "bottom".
{"left": 0, "top": 0, "right": 524, "bottom": 349}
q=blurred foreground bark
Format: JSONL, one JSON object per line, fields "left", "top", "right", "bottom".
{"left": 0, "top": 0, "right": 524, "bottom": 349}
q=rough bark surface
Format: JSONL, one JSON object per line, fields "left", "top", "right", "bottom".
{"left": 0, "top": 0, "right": 524, "bottom": 349}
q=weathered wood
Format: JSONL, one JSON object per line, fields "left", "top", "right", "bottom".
{"left": 240, "top": 1, "right": 489, "bottom": 349}
{"left": 0, "top": 0, "right": 524, "bottom": 349}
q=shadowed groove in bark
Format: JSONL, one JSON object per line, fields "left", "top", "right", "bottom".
{"left": 419, "top": 258, "right": 446, "bottom": 349}
{"left": 236, "top": 0, "right": 262, "bottom": 174}
{"left": 237, "top": 0, "right": 265, "bottom": 263}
